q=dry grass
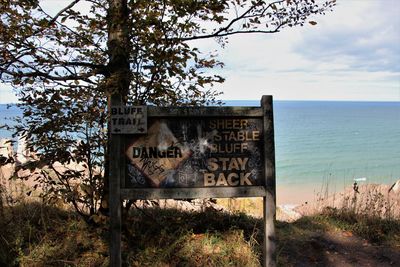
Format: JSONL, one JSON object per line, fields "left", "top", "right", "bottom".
{"left": 124, "top": 206, "right": 262, "bottom": 267}
{"left": 315, "top": 207, "right": 400, "bottom": 245}
{"left": 0, "top": 200, "right": 262, "bottom": 267}
{"left": 2, "top": 177, "right": 400, "bottom": 267}
{"left": 1, "top": 199, "right": 399, "bottom": 266}
{"left": 0, "top": 201, "right": 109, "bottom": 267}
{"left": 217, "top": 197, "right": 263, "bottom": 217}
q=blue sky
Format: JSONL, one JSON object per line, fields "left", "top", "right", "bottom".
{"left": 0, "top": 0, "right": 399, "bottom": 103}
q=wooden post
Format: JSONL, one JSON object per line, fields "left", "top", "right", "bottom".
{"left": 109, "top": 95, "right": 123, "bottom": 267}
{"left": 261, "top": 95, "right": 277, "bottom": 267}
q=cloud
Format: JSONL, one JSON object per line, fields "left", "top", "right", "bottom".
{"left": 210, "top": 0, "right": 400, "bottom": 101}
{"left": 295, "top": 0, "right": 400, "bottom": 73}
{"left": 40, "top": 0, "right": 92, "bottom": 16}
{"left": 0, "top": 84, "right": 16, "bottom": 104}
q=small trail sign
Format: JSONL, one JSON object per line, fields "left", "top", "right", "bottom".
{"left": 110, "top": 106, "right": 147, "bottom": 134}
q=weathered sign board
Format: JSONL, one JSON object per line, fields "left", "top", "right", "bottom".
{"left": 125, "top": 117, "right": 264, "bottom": 188}
{"left": 109, "top": 96, "right": 276, "bottom": 267}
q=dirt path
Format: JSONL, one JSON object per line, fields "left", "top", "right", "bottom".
{"left": 289, "top": 230, "right": 400, "bottom": 266}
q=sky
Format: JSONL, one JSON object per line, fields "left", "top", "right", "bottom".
{"left": 0, "top": 0, "right": 399, "bottom": 103}
{"left": 210, "top": 0, "right": 400, "bottom": 101}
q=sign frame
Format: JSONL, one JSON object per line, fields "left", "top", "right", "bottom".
{"left": 109, "top": 95, "right": 276, "bottom": 267}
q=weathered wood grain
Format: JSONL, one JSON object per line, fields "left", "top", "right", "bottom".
{"left": 110, "top": 96, "right": 123, "bottom": 267}
{"left": 262, "top": 95, "right": 277, "bottom": 267}
{"left": 120, "top": 186, "right": 266, "bottom": 199}
{"left": 147, "top": 106, "right": 263, "bottom": 117}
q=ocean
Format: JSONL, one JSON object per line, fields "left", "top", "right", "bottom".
{"left": 1, "top": 101, "right": 399, "bottom": 204}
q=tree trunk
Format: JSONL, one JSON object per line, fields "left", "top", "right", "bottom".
{"left": 107, "top": 0, "right": 131, "bottom": 94}
{"left": 105, "top": 0, "right": 131, "bottom": 265}
{"left": 100, "top": 0, "right": 131, "bottom": 215}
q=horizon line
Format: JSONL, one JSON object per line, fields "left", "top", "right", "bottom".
{"left": 1, "top": 99, "right": 399, "bottom": 105}
{"left": 223, "top": 99, "right": 400, "bottom": 102}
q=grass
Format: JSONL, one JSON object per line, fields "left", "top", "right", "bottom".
{"left": 314, "top": 207, "right": 400, "bottom": 245}
{"left": 0, "top": 199, "right": 399, "bottom": 266}
{"left": 217, "top": 198, "right": 263, "bottom": 217}
{"left": 1, "top": 201, "right": 262, "bottom": 267}
{"left": 307, "top": 181, "right": 400, "bottom": 245}
{"left": 123, "top": 207, "right": 261, "bottom": 266}
{"left": 0, "top": 202, "right": 108, "bottom": 266}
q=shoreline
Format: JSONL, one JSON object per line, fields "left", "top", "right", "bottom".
{"left": 2, "top": 137, "right": 399, "bottom": 221}
{"left": 276, "top": 178, "right": 400, "bottom": 206}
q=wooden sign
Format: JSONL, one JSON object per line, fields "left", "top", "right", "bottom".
{"left": 124, "top": 118, "right": 264, "bottom": 188}
{"left": 109, "top": 96, "right": 276, "bottom": 267}
{"left": 110, "top": 106, "right": 147, "bottom": 134}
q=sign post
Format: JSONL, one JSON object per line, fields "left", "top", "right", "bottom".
{"left": 109, "top": 96, "right": 276, "bottom": 266}
{"left": 109, "top": 97, "right": 122, "bottom": 267}
{"left": 262, "top": 95, "right": 276, "bottom": 267}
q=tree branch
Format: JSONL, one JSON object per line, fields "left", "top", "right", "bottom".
{"left": 48, "top": 0, "right": 81, "bottom": 25}
{"left": 171, "top": 0, "right": 286, "bottom": 42}
{"left": 1, "top": 67, "right": 98, "bottom": 83}
{"left": 55, "top": 61, "right": 106, "bottom": 71}
{"left": 177, "top": 28, "right": 282, "bottom": 42}
{"left": 36, "top": 3, "right": 106, "bottom": 52}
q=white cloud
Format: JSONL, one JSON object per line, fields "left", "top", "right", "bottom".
{"left": 211, "top": 0, "right": 400, "bottom": 101}
{"left": 0, "top": 84, "right": 16, "bottom": 104}
{"left": 214, "top": 68, "right": 400, "bottom": 101}
{"left": 39, "top": 0, "right": 92, "bottom": 16}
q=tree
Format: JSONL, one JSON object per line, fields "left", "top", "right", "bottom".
{"left": 0, "top": 0, "right": 335, "bottom": 221}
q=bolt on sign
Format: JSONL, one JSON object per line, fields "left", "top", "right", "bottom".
{"left": 109, "top": 96, "right": 276, "bottom": 267}
{"left": 110, "top": 106, "right": 147, "bottom": 134}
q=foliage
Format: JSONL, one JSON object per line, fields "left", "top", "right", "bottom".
{"left": 0, "top": 0, "right": 336, "bottom": 220}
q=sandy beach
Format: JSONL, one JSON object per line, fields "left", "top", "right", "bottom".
{"left": 277, "top": 185, "right": 320, "bottom": 205}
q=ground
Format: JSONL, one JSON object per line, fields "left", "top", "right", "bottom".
{"left": 1, "top": 201, "right": 399, "bottom": 266}
{"left": 280, "top": 225, "right": 400, "bottom": 266}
